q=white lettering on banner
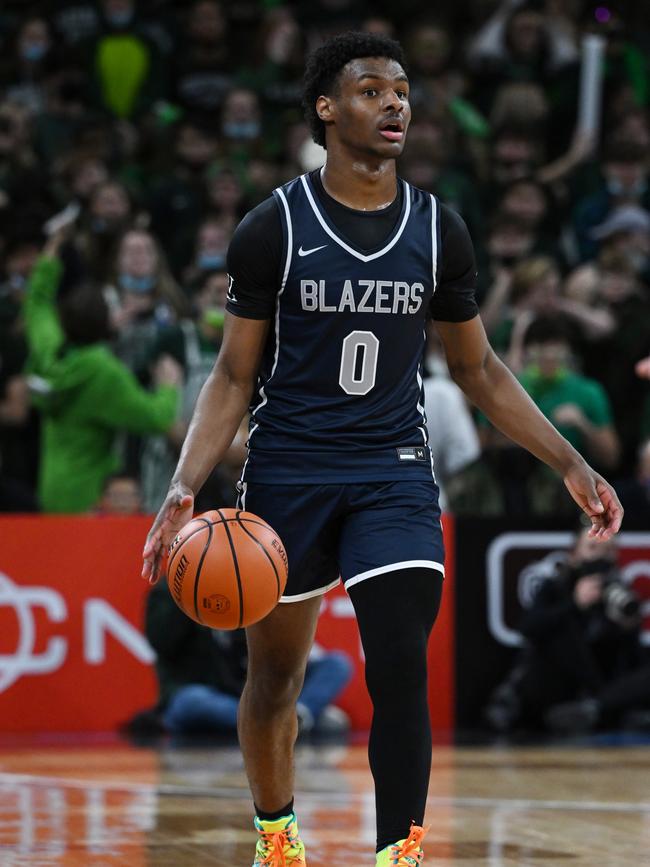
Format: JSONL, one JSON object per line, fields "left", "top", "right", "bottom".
{"left": 486, "top": 532, "right": 650, "bottom": 647}
{"left": 84, "top": 599, "right": 156, "bottom": 665}
{"left": 0, "top": 572, "right": 156, "bottom": 694}
{"left": 0, "top": 571, "right": 67, "bottom": 693}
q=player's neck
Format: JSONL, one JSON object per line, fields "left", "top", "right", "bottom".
{"left": 320, "top": 150, "right": 398, "bottom": 212}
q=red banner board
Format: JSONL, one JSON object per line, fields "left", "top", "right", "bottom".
{"left": 0, "top": 516, "right": 157, "bottom": 732}
{"left": 0, "top": 515, "right": 455, "bottom": 733}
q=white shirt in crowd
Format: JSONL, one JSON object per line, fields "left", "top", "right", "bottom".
{"left": 424, "top": 376, "right": 481, "bottom": 511}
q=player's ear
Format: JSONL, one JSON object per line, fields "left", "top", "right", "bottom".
{"left": 316, "top": 95, "right": 334, "bottom": 123}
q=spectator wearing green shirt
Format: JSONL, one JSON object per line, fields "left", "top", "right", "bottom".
{"left": 24, "top": 230, "right": 182, "bottom": 514}
{"left": 520, "top": 317, "right": 620, "bottom": 471}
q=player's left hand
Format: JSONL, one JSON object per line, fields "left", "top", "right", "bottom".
{"left": 563, "top": 461, "right": 623, "bottom": 540}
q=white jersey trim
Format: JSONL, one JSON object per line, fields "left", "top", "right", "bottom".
{"left": 240, "top": 188, "right": 292, "bottom": 481}
{"left": 417, "top": 349, "right": 436, "bottom": 480}
{"left": 344, "top": 559, "right": 445, "bottom": 591}
{"left": 279, "top": 577, "right": 341, "bottom": 603}
{"left": 430, "top": 194, "right": 438, "bottom": 292}
{"left": 300, "top": 174, "right": 412, "bottom": 263}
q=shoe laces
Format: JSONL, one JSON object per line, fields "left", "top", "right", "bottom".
{"left": 258, "top": 829, "right": 301, "bottom": 866}
{"left": 390, "top": 824, "right": 429, "bottom": 865}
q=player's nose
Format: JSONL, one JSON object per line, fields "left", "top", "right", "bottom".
{"left": 381, "top": 92, "right": 402, "bottom": 113}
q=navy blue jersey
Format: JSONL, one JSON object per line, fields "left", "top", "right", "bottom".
{"left": 232, "top": 173, "right": 454, "bottom": 485}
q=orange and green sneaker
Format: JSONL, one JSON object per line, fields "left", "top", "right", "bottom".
{"left": 375, "top": 824, "right": 429, "bottom": 865}
{"left": 253, "top": 813, "right": 307, "bottom": 866}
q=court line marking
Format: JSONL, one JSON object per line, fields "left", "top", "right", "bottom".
{"left": 1, "top": 772, "right": 650, "bottom": 814}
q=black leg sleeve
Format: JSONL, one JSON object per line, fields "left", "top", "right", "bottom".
{"left": 348, "top": 567, "right": 443, "bottom": 853}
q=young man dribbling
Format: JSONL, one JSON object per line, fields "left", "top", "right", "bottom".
{"left": 143, "top": 33, "right": 623, "bottom": 866}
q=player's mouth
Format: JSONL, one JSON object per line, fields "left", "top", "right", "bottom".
{"left": 378, "top": 118, "right": 404, "bottom": 142}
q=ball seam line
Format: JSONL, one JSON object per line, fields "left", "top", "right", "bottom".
{"left": 192, "top": 518, "right": 214, "bottom": 625}
{"left": 235, "top": 511, "right": 282, "bottom": 602}
{"left": 216, "top": 508, "right": 245, "bottom": 629}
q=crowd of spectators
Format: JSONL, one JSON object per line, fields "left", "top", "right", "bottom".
{"left": 0, "top": 0, "right": 648, "bottom": 519}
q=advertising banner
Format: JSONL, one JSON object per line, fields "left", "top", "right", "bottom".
{"left": 0, "top": 515, "right": 157, "bottom": 732}
{"left": 0, "top": 515, "right": 456, "bottom": 733}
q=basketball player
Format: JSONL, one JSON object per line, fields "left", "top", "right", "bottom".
{"left": 142, "top": 33, "right": 623, "bottom": 866}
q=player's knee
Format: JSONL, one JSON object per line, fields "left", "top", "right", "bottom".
{"left": 364, "top": 633, "right": 428, "bottom": 702}
{"left": 246, "top": 660, "right": 306, "bottom": 711}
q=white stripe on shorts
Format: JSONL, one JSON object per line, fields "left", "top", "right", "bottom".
{"left": 344, "top": 559, "right": 445, "bottom": 592}
{"left": 278, "top": 577, "right": 341, "bottom": 603}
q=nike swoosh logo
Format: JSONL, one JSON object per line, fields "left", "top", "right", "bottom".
{"left": 298, "top": 244, "right": 328, "bottom": 257}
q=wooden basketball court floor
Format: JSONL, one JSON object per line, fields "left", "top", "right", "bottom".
{"left": 1, "top": 737, "right": 649, "bottom": 865}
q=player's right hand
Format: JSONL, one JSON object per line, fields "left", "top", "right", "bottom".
{"left": 142, "top": 482, "right": 194, "bottom": 585}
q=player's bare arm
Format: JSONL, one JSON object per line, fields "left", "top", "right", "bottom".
{"left": 142, "top": 313, "right": 270, "bottom": 584}
{"left": 435, "top": 315, "right": 623, "bottom": 539}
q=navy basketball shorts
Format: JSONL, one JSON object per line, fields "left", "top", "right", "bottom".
{"left": 238, "top": 479, "right": 444, "bottom": 601}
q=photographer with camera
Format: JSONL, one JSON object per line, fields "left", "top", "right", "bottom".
{"left": 486, "top": 526, "right": 650, "bottom": 733}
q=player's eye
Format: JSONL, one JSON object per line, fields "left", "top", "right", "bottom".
{"left": 363, "top": 89, "right": 378, "bottom": 97}
{"left": 396, "top": 90, "right": 408, "bottom": 100}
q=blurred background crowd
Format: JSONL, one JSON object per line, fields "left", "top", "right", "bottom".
{"left": 0, "top": 0, "right": 649, "bottom": 523}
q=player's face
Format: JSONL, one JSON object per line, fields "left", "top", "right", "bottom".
{"left": 323, "top": 57, "right": 411, "bottom": 158}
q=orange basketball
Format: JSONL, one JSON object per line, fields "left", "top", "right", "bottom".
{"left": 166, "top": 508, "right": 288, "bottom": 629}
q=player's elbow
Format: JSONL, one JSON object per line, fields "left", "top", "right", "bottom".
{"left": 212, "top": 355, "right": 256, "bottom": 403}
{"left": 447, "top": 350, "right": 493, "bottom": 399}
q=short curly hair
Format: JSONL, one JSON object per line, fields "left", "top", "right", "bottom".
{"left": 302, "top": 32, "right": 406, "bottom": 149}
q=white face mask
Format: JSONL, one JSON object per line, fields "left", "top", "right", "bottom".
{"left": 606, "top": 177, "right": 648, "bottom": 197}
{"left": 106, "top": 8, "right": 134, "bottom": 28}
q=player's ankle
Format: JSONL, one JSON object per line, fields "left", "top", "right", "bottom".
{"left": 255, "top": 799, "right": 295, "bottom": 822}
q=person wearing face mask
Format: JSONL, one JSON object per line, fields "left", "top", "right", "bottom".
{"left": 573, "top": 139, "right": 650, "bottom": 262}
{"left": 589, "top": 206, "right": 650, "bottom": 287}
{"left": 0, "top": 17, "right": 55, "bottom": 115}
{"left": 182, "top": 217, "right": 232, "bottom": 286}
{"left": 73, "top": 180, "right": 134, "bottom": 282}
{"left": 219, "top": 88, "right": 268, "bottom": 162}
{"left": 22, "top": 227, "right": 182, "bottom": 514}
{"left": 107, "top": 229, "right": 188, "bottom": 381}
{"left": 476, "top": 211, "right": 538, "bottom": 308}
